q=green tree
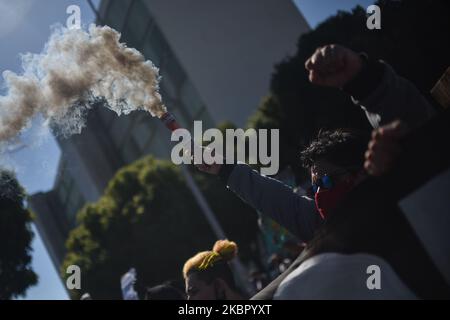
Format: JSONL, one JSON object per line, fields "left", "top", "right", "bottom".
{"left": 249, "top": 0, "right": 450, "bottom": 180}
{"left": 0, "top": 169, "right": 38, "bottom": 299}
{"left": 62, "top": 156, "right": 258, "bottom": 299}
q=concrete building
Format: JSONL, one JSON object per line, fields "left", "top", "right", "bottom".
{"left": 29, "top": 0, "right": 310, "bottom": 271}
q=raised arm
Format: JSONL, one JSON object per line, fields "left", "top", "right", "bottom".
{"left": 197, "top": 161, "right": 322, "bottom": 242}
{"left": 306, "top": 44, "right": 436, "bottom": 128}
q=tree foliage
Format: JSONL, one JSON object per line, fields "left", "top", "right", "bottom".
{"left": 0, "top": 169, "right": 37, "bottom": 300}
{"left": 62, "top": 156, "right": 258, "bottom": 299}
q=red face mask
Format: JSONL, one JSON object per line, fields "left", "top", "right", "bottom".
{"left": 314, "top": 179, "right": 355, "bottom": 219}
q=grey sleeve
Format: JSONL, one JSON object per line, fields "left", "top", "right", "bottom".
{"left": 225, "top": 163, "right": 321, "bottom": 242}
{"left": 351, "top": 62, "right": 436, "bottom": 129}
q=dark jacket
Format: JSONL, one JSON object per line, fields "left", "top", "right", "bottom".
{"left": 220, "top": 59, "right": 436, "bottom": 243}
{"left": 218, "top": 59, "right": 438, "bottom": 299}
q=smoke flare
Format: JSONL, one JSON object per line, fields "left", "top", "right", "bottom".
{"left": 0, "top": 24, "right": 166, "bottom": 142}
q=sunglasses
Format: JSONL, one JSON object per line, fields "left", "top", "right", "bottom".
{"left": 312, "top": 175, "right": 333, "bottom": 194}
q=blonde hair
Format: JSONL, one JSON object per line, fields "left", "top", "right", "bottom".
{"left": 183, "top": 240, "right": 238, "bottom": 279}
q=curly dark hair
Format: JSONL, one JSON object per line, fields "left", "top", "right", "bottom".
{"left": 300, "top": 129, "right": 369, "bottom": 171}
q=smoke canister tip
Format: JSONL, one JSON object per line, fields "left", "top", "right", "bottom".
{"left": 160, "top": 112, "right": 181, "bottom": 131}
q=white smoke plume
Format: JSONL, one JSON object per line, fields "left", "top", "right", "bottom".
{"left": 0, "top": 24, "right": 166, "bottom": 142}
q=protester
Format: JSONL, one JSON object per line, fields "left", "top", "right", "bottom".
{"left": 183, "top": 240, "right": 245, "bottom": 300}
{"left": 196, "top": 44, "right": 437, "bottom": 299}
{"left": 196, "top": 43, "right": 435, "bottom": 241}
{"left": 273, "top": 110, "right": 450, "bottom": 300}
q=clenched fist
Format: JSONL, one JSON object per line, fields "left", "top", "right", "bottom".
{"left": 305, "top": 44, "right": 363, "bottom": 88}
{"left": 192, "top": 146, "right": 223, "bottom": 175}
{"left": 196, "top": 162, "right": 222, "bottom": 175}
{"left": 364, "top": 120, "right": 409, "bottom": 177}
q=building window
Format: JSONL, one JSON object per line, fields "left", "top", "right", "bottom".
{"left": 120, "top": 0, "right": 152, "bottom": 49}
{"left": 67, "top": 185, "right": 85, "bottom": 226}
{"left": 143, "top": 127, "right": 171, "bottom": 159}
{"left": 122, "top": 135, "right": 141, "bottom": 163}
{"left": 142, "top": 26, "right": 168, "bottom": 68}
{"left": 131, "top": 113, "right": 153, "bottom": 152}
{"left": 56, "top": 165, "right": 73, "bottom": 206}
{"left": 97, "top": 107, "right": 116, "bottom": 131}
{"left": 194, "top": 106, "right": 215, "bottom": 129}
{"left": 104, "top": 0, "right": 134, "bottom": 31}
{"left": 109, "top": 114, "right": 133, "bottom": 148}
{"left": 56, "top": 180, "right": 70, "bottom": 205}
{"left": 161, "top": 50, "right": 186, "bottom": 93}
{"left": 159, "top": 79, "right": 178, "bottom": 106}
{"left": 180, "top": 80, "right": 210, "bottom": 121}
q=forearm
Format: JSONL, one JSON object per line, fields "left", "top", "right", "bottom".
{"left": 219, "top": 163, "right": 321, "bottom": 241}
{"left": 344, "top": 56, "right": 435, "bottom": 129}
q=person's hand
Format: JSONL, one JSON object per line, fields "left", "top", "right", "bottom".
{"left": 195, "top": 162, "right": 222, "bottom": 175}
{"left": 305, "top": 44, "right": 363, "bottom": 88}
{"left": 193, "top": 146, "right": 223, "bottom": 175}
{"left": 364, "top": 120, "right": 409, "bottom": 176}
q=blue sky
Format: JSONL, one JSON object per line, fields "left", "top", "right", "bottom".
{"left": 0, "top": 0, "right": 100, "bottom": 300}
{"left": 294, "top": 0, "right": 375, "bottom": 28}
{"left": 0, "top": 0, "right": 373, "bottom": 300}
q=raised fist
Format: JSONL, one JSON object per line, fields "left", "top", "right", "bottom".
{"left": 364, "top": 120, "right": 409, "bottom": 177}
{"left": 305, "top": 44, "right": 363, "bottom": 88}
